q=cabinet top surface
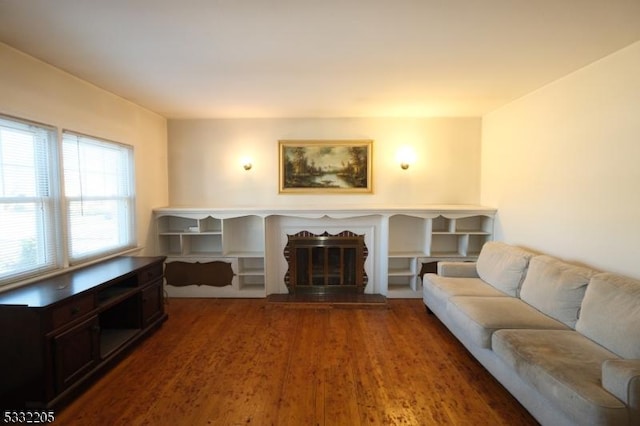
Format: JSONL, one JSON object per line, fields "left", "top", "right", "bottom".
{"left": 0, "top": 256, "right": 165, "bottom": 308}
{"left": 154, "top": 204, "right": 496, "bottom": 216}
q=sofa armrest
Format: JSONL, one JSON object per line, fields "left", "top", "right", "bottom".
{"left": 602, "top": 359, "right": 640, "bottom": 422}
{"left": 437, "top": 262, "right": 479, "bottom": 278}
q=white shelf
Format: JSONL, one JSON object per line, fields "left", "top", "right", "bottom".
{"left": 389, "top": 251, "right": 427, "bottom": 257}
{"left": 223, "top": 216, "right": 264, "bottom": 255}
{"left": 430, "top": 251, "right": 466, "bottom": 257}
{"left": 388, "top": 215, "right": 428, "bottom": 255}
{"left": 388, "top": 257, "right": 417, "bottom": 276}
{"left": 388, "top": 270, "right": 414, "bottom": 276}
{"left": 238, "top": 270, "right": 264, "bottom": 276}
{"left": 387, "top": 275, "right": 419, "bottom": 297}
{"left": 237, "top": 257, "right": 265, "bottom": 276}
{"left": 224, "top": 251, "right": 264, "bottom": 258}
{"left": 238, "top": 275, "right": 265, "bottom": 290}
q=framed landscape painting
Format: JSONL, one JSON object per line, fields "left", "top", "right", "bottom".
{"left": 279, "top": 140, "right": 373, "bottom": 193}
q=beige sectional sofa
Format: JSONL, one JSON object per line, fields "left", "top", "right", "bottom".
{"left": 422, "top": 241, "right": 640, "bottom": 426}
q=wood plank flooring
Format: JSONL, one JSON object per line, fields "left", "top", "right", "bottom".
{"left": 57, "top": 299, "right": 538, "bottom": 425}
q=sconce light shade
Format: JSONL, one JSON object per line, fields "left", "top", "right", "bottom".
{"left": 240, "top": 156, "right": 253, "bottom": 171}
{"left": 396, "top": 146, "right": 416, "bottom": 170}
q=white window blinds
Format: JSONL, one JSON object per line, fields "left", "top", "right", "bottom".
{"left": 0, "top": 116, "right": 60, "bottom": 282}
{"left": 62, "top": 131, "right": 135, "bottom": 264}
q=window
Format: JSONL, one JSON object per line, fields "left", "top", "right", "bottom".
{"left": 62, "top": 131, "right": 136, "bottom": 264}
{"left": 0, "top": 116, "right": 60, "bottom": 283}
{"left": 0, "top": 114, "right": 137, "bottom": 287}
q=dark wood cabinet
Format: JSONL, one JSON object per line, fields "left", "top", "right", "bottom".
{"left": 0, "top": 256, "right": 167, "bottom": 408}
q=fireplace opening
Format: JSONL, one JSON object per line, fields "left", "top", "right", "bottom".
{"left": 284, "top": 231, "right": 368, "bottom": 294}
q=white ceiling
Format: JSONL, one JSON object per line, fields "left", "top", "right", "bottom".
{"left": 1, "top": 0, "right": 639, "bottom": 119}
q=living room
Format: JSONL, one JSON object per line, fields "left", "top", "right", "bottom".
{"left": 0, "top": 1, "right": 639, "bottom": 425}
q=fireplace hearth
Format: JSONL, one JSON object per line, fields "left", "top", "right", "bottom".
{"left": 284, "top": 231, "right": 368, "bottom": 294}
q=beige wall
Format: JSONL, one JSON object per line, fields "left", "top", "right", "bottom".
{"left": 167, "top": 117, "right": 481, "bottom": 206}
{"left": 481, "top": 41, "right": 640, "bottom": 279}
{"left": 0, "top": 43, "right": 169, "bottom": 254}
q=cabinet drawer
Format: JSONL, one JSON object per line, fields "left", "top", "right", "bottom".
{"left": 138, "top": 263, "right": 163, "bottom": 286}
{"left": 52, "top": 294, "right": 95, "bottom": 330}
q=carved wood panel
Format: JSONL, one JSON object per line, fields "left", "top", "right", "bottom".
{"left": 164, "top": 261, "right": 234, "bottom": 287}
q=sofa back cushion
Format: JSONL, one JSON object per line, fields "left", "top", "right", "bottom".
{"left": 520, "top": 255, "right": 596, "bottom": 328}
{"left": 476, "top": 242, "right": 534, "bottom": 296}
{"left": 576, "top": 272, "right": 640, "bottom": 359}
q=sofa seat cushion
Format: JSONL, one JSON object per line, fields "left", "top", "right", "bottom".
{"left": 475, "top": 242, "right": 535, "bottom": 296}
{"left": 519, "top": 255, "right": 596, "bottom": 328}
{"left": 493, "top": 329, "right": 627, "bottom": 425}
{"left": 576, "top": 272, "right": 640, "bottom": 359}
{"left": 446, "top": 296, "right": 568, "bottom": 348}
{"left": 423, "top": 274, "right": 508, "bottom": 302}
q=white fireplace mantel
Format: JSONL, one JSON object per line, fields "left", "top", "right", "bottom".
{"left": 154, "top": 205, "right": 496, "bottom": 298}
{"left": 155, "top": 204, "right": 495, "bottom": 219}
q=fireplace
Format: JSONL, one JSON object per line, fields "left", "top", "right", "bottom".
{"left": 284, "top": 231, "right": 368, "bottom": 294}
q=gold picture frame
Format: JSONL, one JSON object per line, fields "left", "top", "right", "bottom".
{"left": 279, "top": 140, "right": 373, "bottom": 194}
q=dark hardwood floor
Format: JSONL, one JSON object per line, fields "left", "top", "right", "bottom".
{"left": 57, "top": 298, "right": 538, "bottom": 425}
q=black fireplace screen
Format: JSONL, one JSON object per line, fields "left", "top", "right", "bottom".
{"left": 284, "top": 231, "right": 367, "bottom": 293}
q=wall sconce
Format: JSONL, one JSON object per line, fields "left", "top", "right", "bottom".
{"left": 396, "top": 147, "right": 416, "bottom": 170}
{"left": 240, "top": 156, "right": 253, "bottom": 171}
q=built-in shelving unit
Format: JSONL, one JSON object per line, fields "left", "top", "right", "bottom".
{"left": 157, "top": 215, "right": 223, "bottom": 256}
{"left": 155, "top": 209, "right": 266, "bottom": 297}
{"left": 430, "top": 215, "right": 494, "bottom": 257}
{"left": 154, "top": 206, "right": 495, "bottom": 299}
{"left": 387, "top": 212, "right": 494, "bottom": 297}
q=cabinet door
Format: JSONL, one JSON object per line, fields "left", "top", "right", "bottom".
{"left": 141, "top": 280, "right": 163, "bottom": 327}
{"left": 53, "top": 316, "right": 100, "bottom": 392}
